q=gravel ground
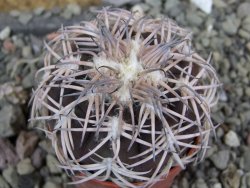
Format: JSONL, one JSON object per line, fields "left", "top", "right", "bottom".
{"left": 0, "top": 0, "right": 249, "bottom": 188}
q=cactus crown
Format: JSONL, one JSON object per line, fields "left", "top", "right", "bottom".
{"left": 31, "top": 7, "right": 220, "bottom": 188}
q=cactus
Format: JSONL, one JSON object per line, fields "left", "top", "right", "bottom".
{"left": 31, "top": 7, "right": 220, "bottom": 188}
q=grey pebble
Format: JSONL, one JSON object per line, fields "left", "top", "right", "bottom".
{"left": 17, "top": 158, "right": 35, "bottom": 175}
{"left": 0, "top": 175, "right": 10, "bottom": 188}
{"left": 22, "top": 46, "right": 32, "bottom": 58}
{"left": 43, "top": 182, "right": 61, "bottom": 188}
{"left": 18, "top": 13, "right": 33, "bottom": 25}
{"left": 213, "top": 0, "right": 227, "bottom": 8}
{"left": 0, "top": 104, "right": 25, "bottom": 137}
{"left": 240, "top": 147, "right": 250, "bottom": 171}
{"left": 224, "top": 130, "right": 240, "bottom": 147}
{"left": 46, "top": 155, "right": 62, "bottom": 174}
{"left": 9, "top": 10, "right": 20, "bottom": 18}
{"left": 2, "top": 166, "right": 19, "bottom": 188}
{"left": 237, "top": 2, "right": 250, "bottom": 19}
{"left": 238, "top": 29, "right": 250, "bottom": 39}
{"left": 61, "top": 3, "right": 81, "bottom": 19}
{"left": 33, "top": 7, "right": 45, "bottom": 16}
{"left": 0, "top": 27, "right": 11, "bottom": 40}
{"left": 145, "top": 0, "right": 161, "bottom": 7}
{"left": 39, "top": 140, "right": 54, "bottom": 154}
{"left": 241, "top": 172, "right": 250, "bottom": 188}
{"left": 31, "top": 147, "right": 46, "bottom": 169}
{"left": 191, "top": 178, "right": 208, "bottom": 188}
{"left": 222, "top": 15, "right": 241, "bottom": 35}
{"left": 186, "top": 11, "right": 203, "bottom": 26}
{"left": 220, "top": 163, "right": 242, "bottom": 188}
{"left": 164, "top": 0, "right": 182, "bottom": 18}
{"left": 43, "top": 11, "right": 52, "bottom": 19}
{"left": 210, "top": 150, "right": 230, "bottom": 170}
{"left": 246, "top": 42, "right": 250, "bottom": 52}
{"left": 211, "top": 183, "right": 222, "bottom": 188}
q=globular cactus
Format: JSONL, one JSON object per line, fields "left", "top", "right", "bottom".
{"left": 31, "top": 7, "right": 220, "bottom": 188}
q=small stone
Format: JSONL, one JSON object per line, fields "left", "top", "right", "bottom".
{"left": 164, "top": 0, "right": 181, "bottom": 17}
{"left": 0, "top": 27, "right": 11, "bottom": 40}
{"left": 40, "top": 166, "right": 50, "bottom": 177}
{"left": 43, "top": 11, "right": 52, "bottom": 19}
{"left": 17, "top": 158, "right": 35, "bottom": 175}
{"left": 145, "top": 0, "right": 161, "bottom": 7}
{"left": 0, "top": 138, "right": 19, "bottom": 170}
{"left": 191, "top": 0, "right": 212, "bottom": 14}
{"left": 246, "top": 42, "right": 250, "bottom": 53}
{"left": 64, "top": 3, "right": 81, "bottom": 17}
{"left": 30, "top": 35, "right": 43, "bottom": 54}
{"left": 220, "top": 163, "right": 242, "bottom": 188}
{"left": 224, "top": 130, "right": 240, "bottom": 147}
{"left": 210, "top": 150, "right": 230, "bottom": 170}
{"left": 191, "top": 178, "right": 208, "bottom": 188}
{"left": 16, "top": 131, "right": 39, "bottom": 160}
{"left": 18, "top": 174, "right": 37, "bottom": 188}
{"left": 39, "top": 140, "right": 54, "bottom": 154}
{"left": 241, "top": 172, "right": 250, "bottom": 188}
{"left": 186, "top": 11, "right": 203, "bottom": 26}
{"left": 131, "top": 4, "right": 144, "bottom": 18}
{"left": 18, "top": 13, "right": 33, "bottom": 25}
{"left": 222, "top": 16, "right": 241, "bottom": 35}
{"left": 212, "top": 183, "right": 222, "bottom": 188}
{"left": 33, "top": 7, "right": 45, "bottom": 16}
{"left": 242, "top": 23, "right": 250, "bottom": 33}
{"left": 238, "top": 29, "right": 250, "bottom": 39}
{"left": 205, "top": 145, "right": 218, "bottom": 158}
{"left": 43, "top": 181, "right": 61, "bottom": 188}
{"left": 237, "top": 2, "right": 250, "bottom": 19}
{"left": 0, "top": 104, "right": 25, "bottom": 137}
{"left": 46, "top": 155, "right": 62, "bottom": 174}
{"left": 51, "top": 7, "right": 61, "bottom": 15}
{"left": 22, "top": 45, "right": 32, "bottom": 58}
{"left": 61, "top": 10, "right": 72, "bottom": 19}
{"left": 239, "top": 110, "right": 250, "bottom": 125}
{"left": 31, "top": 148, "right": 46, "bottom": 169}
{"left": 0, "top": 175, "right": 10, "bottom": 188}
{"left": 178, "top": 177, "right": 189, "bottom": 188}
{"left": 213, "top": 51, "right": 221, "bottom": 62}
{"left": 216, "top": 127, "right": 224, "bottom": 138}
{"left": 2, "top": 166, "right": 19, "bottom": 188}
{"left": 213, "top": 0, "right": 227, "bottom": 8}
{"left": 9, "top": 10, "right": 20, "bottom": 17}
{"left": 3, "top": 39, "right": 16, "bottom": 53}
{"left": 201, "top": 38, "right": 210, "bottom": 47}
{"left": 240, "top": 147, "right": 250, "bottom": 171}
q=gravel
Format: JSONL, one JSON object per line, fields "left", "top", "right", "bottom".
{"left": 16, "top": 131, "right": 39, "bottom": 159}
{"left": 0, "top": 175, "right": 10, "bottom": 188}
{"left": 222, "top": 14, "right": 241, "bottom": 35}
{"left": 240, "top": 146, "right": 250, "bottom": 172}
{"left": 43, "top": 182, "right": 61, "bottom": 188}
{"left": 18, "top": 13, "right": 33, "bottom": 25}
{"left": 0, "top": 104, "right": 24, "bottom": 137}
{"left": 2, "top": 166, "right": 19, "bottom": 188}
{"left": 17, "top": 158, "right": 35, "bottom": 175}
{"left": 46, "top": 155, "right": 62, "bottom": 174}
{"left": 220, "top": 163, "right": 242, "bottom": 188}
{"left": 210, "top": 150, "right": 230, "bottom": 170}
{"left": 224, "top": 130, "right": 240, "bottom": 147}
{"left": 237, "top": 2, "right": 250, "bottom": 19}
{"left": 0, "top": 27, "right": 11, "bottom": 40}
